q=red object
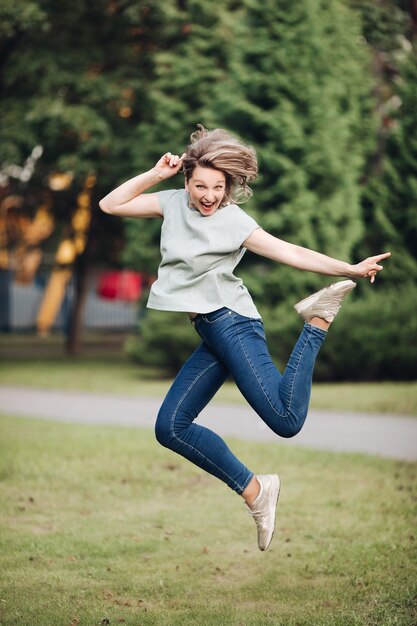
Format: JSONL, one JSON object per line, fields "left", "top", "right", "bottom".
{"left": 98, "top": 271, "right": 143, "bottom": 302}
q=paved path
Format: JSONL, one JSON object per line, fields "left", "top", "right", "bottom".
{"left": 1, "top": 385, "right": 416, "bottom": 462}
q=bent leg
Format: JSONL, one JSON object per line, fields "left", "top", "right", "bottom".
{"left": 195, "top": 314, "right": 326, "bottom": 438}
{"left": 155, "top": 341, "right": 254, "bottom": 494}
{"left": 229, "top": 321, "right": 326, "bottom": 436}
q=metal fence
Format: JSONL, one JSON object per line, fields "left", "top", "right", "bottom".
{"left": 0, "top": 269, "right": 140, "bottom": 332}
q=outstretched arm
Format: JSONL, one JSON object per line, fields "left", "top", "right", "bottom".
{"left": 244, "top": 228, "right": 390, "bottom": 283}
{"left": 99, "top": 152, "right": 186, "bottom": 218}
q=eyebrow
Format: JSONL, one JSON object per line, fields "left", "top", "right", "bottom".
{"left": 194, "top": 180, "right": 225, "bottom": 184}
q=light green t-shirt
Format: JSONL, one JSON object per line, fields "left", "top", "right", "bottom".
{"left": 147, "top": 189, "right": 261, "bottom": 318}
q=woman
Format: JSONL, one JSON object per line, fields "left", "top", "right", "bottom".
{"left": 100, "top": 126, "right": 390, "bottom": 551}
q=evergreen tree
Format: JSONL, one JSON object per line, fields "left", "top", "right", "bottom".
{"left": 0, "top": 0, "right": 166, "bottom": 229}
{"left": 121, "top": 2, "right": 242, "bottom": 369}
{"left": 0, "top": 0, "right": 174, "bottom": 348}
{"left": 123, "top": 1, "right": 237, "bottom": 272}
{"left": 347, "top": 0, "right": 417, "bottom": 285}
{"left": 210, "top": 0, "right": 374, "bottom": 311}
{"left": 124, "top": 0, "right": 374, "bottom": 308}
{"left": 3, "top": 0, "right": 413, "bottom": 375}
{"left": 123, "top": 0, "right": 381, "bottom": 371}
{"left": 383, "top": 47, "right": 417, "bottom": 268}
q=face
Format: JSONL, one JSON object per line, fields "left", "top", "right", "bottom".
{"left": 185, "top": 166, "right": 226, "bottom": 216}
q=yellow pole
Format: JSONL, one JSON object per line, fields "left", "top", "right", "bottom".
{"left": 36, "top": 267, "right": 73, "bottom": 336}
{"left": 35, "top": 174, "right": 95, "bottom": 336}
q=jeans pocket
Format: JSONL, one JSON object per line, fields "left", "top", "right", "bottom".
{"left": 201, "top": 308, "right": 232, "bottom": 324}
{"left": 250, "top": 319, "right": 266, "bottom": 340}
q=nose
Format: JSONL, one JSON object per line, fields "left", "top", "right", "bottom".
{"left": 204, "top": 190, "right": 215, "bottom": 201}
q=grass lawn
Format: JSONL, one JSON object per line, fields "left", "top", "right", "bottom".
{"left": 0, "top": 414, "right": 416, "bottom": 626}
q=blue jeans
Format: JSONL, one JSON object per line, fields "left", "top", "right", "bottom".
{"left": 155, "top": 308, "right": 326, "bottom": 495}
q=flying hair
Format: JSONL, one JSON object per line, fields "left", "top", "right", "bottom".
{"left": 182, "top": 125, "right": 258, "bottom": 205}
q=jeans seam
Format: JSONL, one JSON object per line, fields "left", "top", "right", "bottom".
{"left": 286, "top": 325, "right": 311, "bottom": 412}
{"left": 168, "top": 357, "right": 247, "bottom": 494}
{"left": 234, "top": 315, "right": 289, "bottom": 420}
{"left": 202, "top": 310, "right": 232, "bottom": 324}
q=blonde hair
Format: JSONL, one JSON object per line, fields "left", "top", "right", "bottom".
{"left": 182, "top": 125, "right": 258, "bottom": 205}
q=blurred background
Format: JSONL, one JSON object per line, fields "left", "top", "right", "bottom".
{"left": 1, "top": 0, "right": 416, "bottom": 381}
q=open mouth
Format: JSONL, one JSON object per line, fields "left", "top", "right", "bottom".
{"left": 200, "top": 201, "right": 216, "bottom": 212}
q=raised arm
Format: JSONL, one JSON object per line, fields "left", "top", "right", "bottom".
{"left": 244, "top": 228, "right": 391, "bottom": 283}
{"left": 99, "top": 152, "right": 186, "bottom": 218}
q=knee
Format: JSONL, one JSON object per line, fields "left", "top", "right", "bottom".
{"left": 280, "top": 419, "right": 303, "bottom": 439}
{"left": 155, "top": 409, "right": 173, "bottom": 448}
{"left": 281, "top": 428, "right": 300, "bottom": 439}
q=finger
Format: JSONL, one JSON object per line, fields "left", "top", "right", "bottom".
{"left": 161, "top": 152, "right": 171, "bottom": 166}
{"left": 373, "top": 252, "right": 391, "bottom": 262}
{"left": 370, "top": 275, "right": 375, "bottom": 283}
{"left": 169, "top": 154, "right": 182, "bottom": 168}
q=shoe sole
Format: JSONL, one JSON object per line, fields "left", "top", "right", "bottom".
{"left": 294, "top": 280, "right": 356, "bottom": 316}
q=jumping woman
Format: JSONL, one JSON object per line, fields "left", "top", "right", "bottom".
{"left": 100, "top": 126, "right": 390, "bottom": 551}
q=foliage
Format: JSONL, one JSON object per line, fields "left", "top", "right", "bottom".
{"left": 359, "top": 46, "right": 417, "bottom": 286}
{"left": 123, "top": 1, "right": 240, "bottom": 271}
{"left": 383, "top": 48, "right": 417, "bottom": 266}
{"left": 321, "top": 285, "right": 417, "bottom": 380}
{"left": 125, "top": 282, "right": 417, "bottom": 382}
{"left": 125, "top": 309, "right": 200, "bottom": 373}
{"left": 122, "top": 0, "right": 391, "bottom": 377}
{"left": 259, "top": 284, "right": 417, "bottom": 381}
{"left": 2, "top": 0, "right": 416, "bottom": 377}
{"left": 124, "top": 0, "right": 374, "bottom": 304}
{"left": 349, "top": 0, "right": 417, "bottom": 285}
{"left": 213, "top": 0, "right": 372, "bottom": 303}
{"left": 0, "top": 0, "right": 176, "bottom": 270}
{"left": 1, "top": 0, "right": 158, "bottom": 185}
{"left": 348, "top": 0, "right": 411, "bottom": 51}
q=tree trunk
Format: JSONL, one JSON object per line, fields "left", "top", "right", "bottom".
{"left": 0, "top": 269, "right": 11, "bottom": 332}
{"left": 410, "top": 0, "right": 417, "bottom": 32}
{"left": 65, "top": 204, "right": 96, "bottom": 355}
{"left": 65, "top": 244, "right": 90, "bottom": 355}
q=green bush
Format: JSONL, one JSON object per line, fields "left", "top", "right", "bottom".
{"left": 125, "top": 309, "right": 200, "bottom": 375}
{"left": 318, "top": 286, "right": 417, "bottom": 381}
{"left": 128, "top": 287, "right": 417, "bottom": 381}
{"left": 262, "top": 286, "right": 417, "bottom": 381}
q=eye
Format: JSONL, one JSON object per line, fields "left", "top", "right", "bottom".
{"left": 196, "top": 185, "right": 205, "bottom": 189}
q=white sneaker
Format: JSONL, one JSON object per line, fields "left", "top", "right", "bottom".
{"left": 246, "top": 474, "right": 280, "bottom": 551}
{"left": 294, "top": 280, "right": 356, "bottom": 323}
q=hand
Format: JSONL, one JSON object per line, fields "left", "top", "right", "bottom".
{"left": 154, "top": 152, "right": 186, "bottom": 180}
{"left": 350, "top": 252, "right": 391, "bottom": 283}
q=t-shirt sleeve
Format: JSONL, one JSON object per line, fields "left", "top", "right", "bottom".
{"left": 228, "top": 205, "right": 260, "bottom": 248}
{"left": 157, "top": 189, "right": 181, "bottom": 217}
